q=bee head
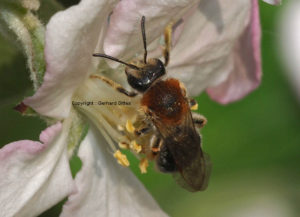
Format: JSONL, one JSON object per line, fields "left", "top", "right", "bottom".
{"left": 125, "top": 58, "right": 165, "bottom": 92}
{"left": 93, "top": 16, "right": 167, "bottom": 93}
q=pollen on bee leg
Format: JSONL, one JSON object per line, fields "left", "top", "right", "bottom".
{"left": 118, "top": 141, "right": 130, "bottom": 149}
{"left": 190, "top": 103, "right": 198, "bottom": 111}
{"left": 114, "top": 150, "right": 130, "bottom": 167}
{"left": 126, "top": 120, "right": 135, "bottom": 133}
{"left": 190, "top": 99, "right": 198, "bottom": 110}
{"left": 139, "top": 158, "right": 149, "bottom": 174}
{"left": 130, "top": 140, "right": 142, "bottom": 153}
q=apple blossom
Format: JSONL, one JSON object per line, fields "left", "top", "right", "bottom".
{"left": 0, "top": 0, "right": 280, "bottom": 216}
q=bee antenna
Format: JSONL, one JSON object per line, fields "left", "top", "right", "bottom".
{"left": 93, "top": 53, "right": 140, "bottom": 70}
{"left": 141, "top": 16, "right": 147, "bottom": 64}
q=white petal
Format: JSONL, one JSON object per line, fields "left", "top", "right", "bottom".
{"left": 60, "top": 126, "right": 168, "bottom": 217}
{"left": 103, "top": 0, "right": 198, "bottom": 61}
{"left": 167, "top": 0, "right": 251, "bottom": 96}
{"left": 0, "top": 122, "right": 74, "bottom": 217}
{"left": 24, "top": 0, "right": 117, "bottom": 119}
{"left": 206, "top": 0, "right": 262, "bottom": 103}
{"left": 262, "top": 0, "right": 282, "bottom": 5}
{"left": 279, "top": 0, "right": 300, "bottom": 99}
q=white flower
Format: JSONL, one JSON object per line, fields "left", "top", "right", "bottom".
{"left": 0, "top": 0, "right": 279, "bottom": 216}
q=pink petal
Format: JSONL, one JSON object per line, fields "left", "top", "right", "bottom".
{"left": 60, "top": 127, "right": 168, "bottom": 217}
{"left": 167, "top": 0, "right": 253, "bottom": 99}
{"left": 24, "top": 0, "right": 117, "bottom": 119}
{"left": 103, "top": 0, "right": 197, "bottom": 61}
{"left": 206, "top": 0, "right": 261, "bottom": 104}
{"left": 0, "top": 122, "right": 74, "bottom": 217}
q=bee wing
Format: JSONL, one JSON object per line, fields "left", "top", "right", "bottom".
{"left": 173, "top": 151, "right": 211, "bottom": 192}
{"left": 155, "top": 110, "right": 211, "bottom": 191}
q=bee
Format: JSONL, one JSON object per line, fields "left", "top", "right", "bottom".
{"left": 92, "top": 16, "right": 211, "bottom": 192}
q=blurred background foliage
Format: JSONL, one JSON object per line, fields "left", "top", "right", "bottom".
{"left": 0, "top": 1, "right": 299, "bottom": 217}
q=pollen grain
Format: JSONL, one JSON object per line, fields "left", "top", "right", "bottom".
{"left": 126, "top": 120, "right": 135, "bottom": 133}
{"left": 139, "top": 158, "right": 149, "bottom": 174}
{"left": 114, "top": 150, "right": 130, "bottom": 167}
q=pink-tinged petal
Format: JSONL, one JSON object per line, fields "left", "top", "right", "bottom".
{"left": 262, "top": 0, "right": 282, "bottom": 5}
{"left": 24, "top": 0, "right": 117, "bottom": 119}
{"left": 103, "top": 0, "right": 198, "bottom": 61}
{"left": 167, "top": 0, "right": 252, "bottom": 98}
{"left": 0, "top": 122, "right": 74, "bottom": 217}
{"left": 206, "top": 0, "right": 261, "bottom": 104}
{"left": 279, "top": 0, "right": 300, "bottom": 99}
{"left": 60, "top": 127, "right": 168, "bottom": 217}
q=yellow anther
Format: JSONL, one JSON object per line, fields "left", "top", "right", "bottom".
{"left": 139, "top": 158, "right": 149, "bottom": 174}
{"left": 191, "top": 103, "right": 198, "bottom": 111}
{"left": 131, "top": 140, "right": 142, "bottom": 153}
{"left": 118, "top": 142, "right": 129, "bottom": 149}
{"left": 113, "top": 150, "right": 130, "bottom": 167}
{"left": 126, "top": 120, "right": 135, "bottom": 133}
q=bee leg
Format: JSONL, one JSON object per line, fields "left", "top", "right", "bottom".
{"left": 192, "top": 112, "right": 207, "bottom": 128}
{"left": 189, "top": 98, "right": 198, "bottom": 111}
{"left": 147, "top": 135, "right": 163, "bottom": 161}
{"left": 125, "top": 120, "right": 152, "bottom": 137}
{"left": 90, "top": 75, "right": 138, "bottom": 97}
{"left": 134, "top": 125, "right": 151, "bottom": 137}
{"left": 150, "top": 135, "right": 163, "bottom": 154}
{"left": 163, "top": 21, "right": 173, "bottom": 66}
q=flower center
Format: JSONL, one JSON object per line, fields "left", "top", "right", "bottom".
{"left": 72, "top": 63, "right": 152, "bottom": 172}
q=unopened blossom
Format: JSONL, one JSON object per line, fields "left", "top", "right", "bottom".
{"left": 263, "top": 0, "right": 282, "bottom": 5}
{"left": 279, "top": 0, "right": 300, "bottom": 100}
{"left": 0, "top": 0, "right": 280, "bottom": 216}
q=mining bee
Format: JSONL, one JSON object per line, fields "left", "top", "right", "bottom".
{"left": 92, "top": 16, "right": 211, "bottom": 192}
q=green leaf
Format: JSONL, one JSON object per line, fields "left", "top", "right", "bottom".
{"left": 38, "top": 0, "right": 64, "bottom": 23}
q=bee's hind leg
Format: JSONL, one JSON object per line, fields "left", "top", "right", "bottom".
{"left": 150, "top": 135, "right": 163, "bottom": 154}
{"left": 189, "top": 98, "right": 198, "bottom": 111}
{"left": 134, "top": 125, "right": 151, "bottom": 137}
{"left": 90, "top": 75, "right": 138, "bottom": 97}
{"left": 192, "top": 112, "right": 207, "bottom": 129}
{"left": 188, "top": 98, "right": 206, "bottom": 128}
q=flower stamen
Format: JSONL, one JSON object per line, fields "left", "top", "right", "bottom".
{"left": 114, "top": 150, "right": 130, "bottom": 167}
{"left": 139, "top": 158, "right": 149, "bottom": 174}
{"left": 118, "top": 141, "right": 130, "bottom": 149}
{"left": 130, "top": 140, "right": 142, "bottom": 153}
{"left": 126, "top": 120, "right": 135, "bottom": 133}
